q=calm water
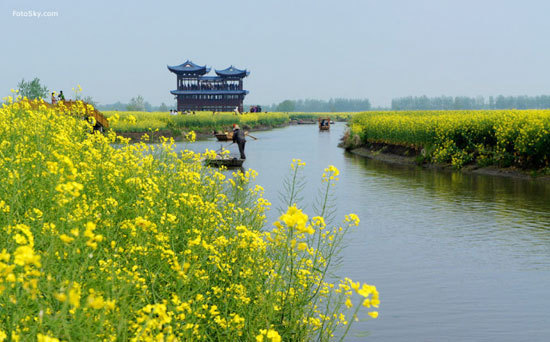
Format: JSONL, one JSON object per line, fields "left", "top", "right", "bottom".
{"left": 174, "top": 123, "right": 550, "bottom": 341}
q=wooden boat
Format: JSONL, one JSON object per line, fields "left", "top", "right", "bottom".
{"left": 205, "top": 158, "right": 244, "bottom": 168}
{"left": 319, "top": 117, "right": 331, "bottom": 131}
{"left": 297, "top": 119, "right": 316, "bottom": 125}
{"left": 214, "top": 132, "right": 233, "bottom": 141}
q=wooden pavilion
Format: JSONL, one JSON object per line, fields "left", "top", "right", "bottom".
{"left": 168, "top": 60, "right": 249, "bottom": 112}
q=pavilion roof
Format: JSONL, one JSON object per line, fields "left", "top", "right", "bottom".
{"left": 215, "top": 66, "right": 249, "bottom": 78}
{"left": 167, "top": 60, "right": 210, "bottom": 75}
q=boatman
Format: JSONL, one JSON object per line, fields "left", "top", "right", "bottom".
{"left": 232, "top": 124, "right": 246, "bottom": 159}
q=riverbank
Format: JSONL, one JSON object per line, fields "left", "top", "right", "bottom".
{"left": 348, "top": 144, "right": 550, "bottom": 181}
{"left": 105, "top": 111, "right": 355, "bottom": 141}
{"left": 105, "top": 111, "right": 353, "bottom": 134}
{"left": 115, "top": 122, "right": 289, "bottom": 142}
{"left": 344, "top": 109, "right": 550, "bottom": 177}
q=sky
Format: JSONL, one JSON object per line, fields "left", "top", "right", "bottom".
{"left": 1, "top": 0, "right": 550, "bottom": 107}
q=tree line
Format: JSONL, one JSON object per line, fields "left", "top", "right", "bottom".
{"left": 97, "top": 96, "right": 172, "bottom": 112}
{"left": 263, "top": 98, "right": 372, "bottom": 112}
{"left": 391, "top": 95, "right": 550, "bottom": 110}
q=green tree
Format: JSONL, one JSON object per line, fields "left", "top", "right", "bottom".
{"left": 126, "top": 95, "right": 146, "bottom": 111}
{"left": 159, "top": 102, "right": 168, "bottom": 112}
{"left": 276, "top": 100, "right": 295, "bottom": 112}
{"left": 17, "top": 78, "right": 49, "bottom": 100}
{"left": 83, "top": 96, "right": 98, "bottom": 107}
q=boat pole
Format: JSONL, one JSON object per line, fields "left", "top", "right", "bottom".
{"left": 216, "top": 142, "right": 234, "bottom": 153}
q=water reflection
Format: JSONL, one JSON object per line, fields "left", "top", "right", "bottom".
{"left": 342, "top": 152, "right": 550, "bottom": 269}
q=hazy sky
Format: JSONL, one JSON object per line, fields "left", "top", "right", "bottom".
{"left": 2, "top": 0, "right": 550, "bottom": 107}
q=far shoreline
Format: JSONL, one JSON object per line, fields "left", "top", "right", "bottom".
{"left": 111, "top": 118, "right": 346, "bottom": 142}
{"left": 114, "top": 122, "right": 291, "bottom": 142}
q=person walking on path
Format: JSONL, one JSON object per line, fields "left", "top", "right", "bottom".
{"left": 51, "top": 92, "right": 57, "bottom": 105}
{"left": 232, "top": 124, "right": 246, "bottom": 159}
{"left": 58, "top": 91, "right": 65, "bottom": 102}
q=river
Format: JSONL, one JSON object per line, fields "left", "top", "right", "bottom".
{"left": 172, "top": 122, "right": 550, "bottom": 341}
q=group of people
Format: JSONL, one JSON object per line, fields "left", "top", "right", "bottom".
{"left": 170, "top": 109, "right": 196, "bottom": 115}
{"left": 179, "top": 83, "right": 240, "bottom": 91}
{"left": 249, "top": 105, "right": 262, "bottom": 113}
{"left": 50, "top": 90, "right": 65, "bottom": 104}
{"left": 169, "top": 107, "right": 262, "bottom": 116}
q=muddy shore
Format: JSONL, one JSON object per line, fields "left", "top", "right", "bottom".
{"left": 349, "top": 146, "right": 550, "bottom": 181}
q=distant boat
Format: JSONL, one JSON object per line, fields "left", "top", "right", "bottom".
{"left": 214, "top": 132, "right": 233, "bottom": 141}
{"left": 318, "top": 117, "right": 331, "bottom": 131}
{"left": 297, "top": 119, "right": 316, "bottom": 125}
{"left": 205, "top": 158, "right": 244, "bottom": 168}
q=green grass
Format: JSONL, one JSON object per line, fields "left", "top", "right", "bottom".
{"left": 103, "top": 111, "right": 360, "bottom": 133}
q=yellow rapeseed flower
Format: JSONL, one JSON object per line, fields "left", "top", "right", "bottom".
{"left": 36, "top": 334, "right": 60, "bottom": 342}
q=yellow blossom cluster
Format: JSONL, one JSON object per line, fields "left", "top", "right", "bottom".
{"left": 256, "top": 328, "right": 282, "bottom": 342}
{"left": 291, "top": 158, "right": 306, "bottom": 170}
{"left": 322, "top": 164, "right": 340, "bottom": 182}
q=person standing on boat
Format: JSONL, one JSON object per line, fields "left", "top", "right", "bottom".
{"left": 232, "top": 124, "right": 246, "bottom": 159}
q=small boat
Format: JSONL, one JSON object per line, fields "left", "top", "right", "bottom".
{"left": 205, "top": 158, "right": 244, "bottom": 168}
{"left": 319, "top": 117, "right": 331, "bottom": 131}
{"left": 214, "top": 132, "right": 233, "bottom": 141}
{"left": 297, "top": 120, "right": 316, "bottom": 125}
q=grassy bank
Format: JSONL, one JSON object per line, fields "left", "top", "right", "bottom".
{"left": 103, "top": 111, "right": 359, "bottom": 135}
{"left": 104, "top": 111, "right": 290, "bottom": 134}
{"left": 0, "top": 98, "right": 378, "bottom": 340}
{"left": 344, "top": 110, "right": 550, "bottom": 170}
{"left": 288, "top": 112, "right": 357, "bottom": 121}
